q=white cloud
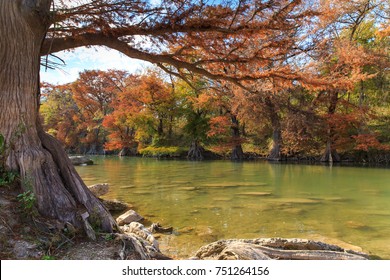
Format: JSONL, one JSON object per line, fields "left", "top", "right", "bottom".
{"left": 40, "top": 47, "right": 151, "bottom": 84}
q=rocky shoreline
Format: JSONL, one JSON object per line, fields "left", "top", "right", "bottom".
{"left": 0, "top": 183, "right": 375, "bottom": 260}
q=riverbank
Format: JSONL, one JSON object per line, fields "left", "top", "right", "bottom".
{"left": 0, "top": 184, "right": 381, "bottom": 260}
{"left": 0, "top": 185, "right": 165, "bottom": 260}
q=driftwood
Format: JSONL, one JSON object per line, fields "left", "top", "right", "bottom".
{"left": 122, "top": 222, "right": 159, "bottom": 250}
{"left": 115, "top": 226, "right": 171, "bottom": 260}
{"left": 195, "top": 238, "right": 369, "bottom": 260}
{"left": 115, "top": 233, "right": 151, "bottom": 260}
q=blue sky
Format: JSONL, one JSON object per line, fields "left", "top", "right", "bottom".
{"left": 40, "top": 47, "right": 150, "bottom": 84}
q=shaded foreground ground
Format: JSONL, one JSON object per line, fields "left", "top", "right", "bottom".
{"left": 0, "top": 186, "right": 129, "bottom": 260}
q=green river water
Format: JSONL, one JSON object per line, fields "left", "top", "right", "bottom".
{"left": 76, "top": 157, "right": 390, "bottom": 259}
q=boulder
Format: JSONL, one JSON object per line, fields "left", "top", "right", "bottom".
{"left": 88, "top": 183, "right": 109, "bottom": 197}
{"left": 116, "top": 210, "right": 143, "bottom": 226}
{"left": 69, "top": 156, "right": 93, "bottom": 166}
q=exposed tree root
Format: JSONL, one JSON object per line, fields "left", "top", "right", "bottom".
{"left": 195, "top": 238, "right": 369, "bottom": 260}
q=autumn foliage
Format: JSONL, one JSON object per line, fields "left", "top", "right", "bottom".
{"left": 40, "top": 0, "right": 390, "bottom": 163}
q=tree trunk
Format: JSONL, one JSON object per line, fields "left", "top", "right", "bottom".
{"left": 86, "top": 128, "right": 102, "bottom": 154}
{"left": 168, "top": 115, "right": 173, "bottom": 139}
{"left": 359, "top": 80, "right": 364, "bottom": 107}
{"left": 187, "top": 140, "right": 205, "bottom": 160}
{"left": 119, "top": 147, "right": 130, "bottom": 157}
{"left": 265, "top": 97, "right": 283, "bottom": 161}
{"left": 321, "top": 92, "right": 340, "bottom": 163}
{"left": 157, "top": 118, "right": 164, "bottom": 137}
{"left": 0, "top": 1, "right": 116, "bottom": 232}
{"left": 320, "top": 140, "right": 340, "bottom": 163}
{"left": 268, "top": 128, "right": 283, "bottom": 161}
{"left": 230, "top": 115, "right": 244, "bottom": 160}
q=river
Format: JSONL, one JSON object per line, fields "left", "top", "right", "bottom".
{"left": 76, "top": 157, "right": 390, "bottom": 259}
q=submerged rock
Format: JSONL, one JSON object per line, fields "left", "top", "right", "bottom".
{"left": 88, "top": 183, "right": 109, "bottom": 197}
{"left": 195, "top": 226, "right": 220, "bottom": 243}
{"left": 116, "top": 210, "right": 143, "bottom": 226}
{"left": 100, "top": 199, "right": 129, "bottom": 212}
{"left": 272, "top": 198, "right": 322, "bottom": 205}
{"left": 149, "top": 223, "right": 173, "bottom": 234}
{"left": 236, "top": 192, "right": 272, "bottom": 196}
{"left": 346, "top": 221, "right": 373, "bottom": 231}
{"left": 69, "top": 156, "right": 93, "bottom": 166}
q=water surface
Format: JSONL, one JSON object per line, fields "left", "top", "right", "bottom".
{"left": 76, "top": 157, "right": 390, "bottom": 259}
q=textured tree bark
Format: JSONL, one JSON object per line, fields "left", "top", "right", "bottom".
{"left": 321, "top": 91, "right": 340, "bottom": 163}
{"left": 217, "top": 243, "right": 367, "bottom": 260}
{"left": 0, "top": 1, "right": 116, "bottom": 232}
{"left": 268, "top": 128, "right": 283, "bottom": 161}
{"left": 264, "top": 97, "right": 284, "bottom": 161}
{"left": 187, "top": 140, "right": 205, "bottom": 160}
{"left": 321, "top": 140, "right": 341, "bottom": 163}
{"left": 195, "top": 238, "right": 368, "bottom": 260}
{"left": 230, "top": 115, "right": 244, "bottom": 161}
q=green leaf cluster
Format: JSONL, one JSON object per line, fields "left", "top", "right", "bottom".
{"left": 17, "top": 190, "right": 36, "bottom": 212}
{"left": 139, "top": 146, "right": 187, "bottom": 158}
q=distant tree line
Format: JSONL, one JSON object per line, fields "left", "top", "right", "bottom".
{"left": 39, "top": 0, "right": 390, "bottom": 163}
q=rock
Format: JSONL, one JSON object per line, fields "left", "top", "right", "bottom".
{"left": 200, "top": 183, "right": 242, "bottom": 189}
{"left": 346, "top": 221, "right": 372, "bottom": 231}
{"left": 11, "top": 240, "right": 43, "bottom": 259}
{"left": 88, "top": 183, "right": 109, "bottom": 197}
{"left": 69, "top": 155, "right": 94, "bottom": 165}
{"left": 149, "top": 223, "right": 173, "bottom": 234}
{"left": 177, "top": 187, "right": 199, "bottom": 191}
{"left": 132, "top": 191, "right": 151, "bottom": 195}
{"left": 116, "top": 210, "right": 143, "bottom": 226}
{"left": 236, "top": 192, "right": 272, "bottom": 196}
{"left": 281, "top": 207, "right": 306, "bottom": 215}
{"left": 272, "top": 198, "right": 322, "bottom": 205}
{"left": 320, "top": 197, "right": 351, "bottom": 203}
{"left": 236, "top": 182, "right": 268, "bottom": 187}
{"left": 196, "top": 226, "right": 220, "bottom": 243}
{"left": 194, "top": 238, "right": 369, "bottom": 260}
{"left": 100, "top": 199, "right": 129, "bottom": 212}
{"left": 201, "top": 182, "right": 268, "bottom": 188}
{"left": 212, "top": 197, "right": 233, "bottom": 201}
{"left": 178, "top": 226, "right": 195, "bottom": 234}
